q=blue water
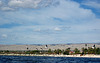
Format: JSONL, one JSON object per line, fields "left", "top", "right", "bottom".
{"left": 0, "top": 55, "right": 100, "bottom": 63}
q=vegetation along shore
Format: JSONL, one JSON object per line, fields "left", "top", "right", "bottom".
{"left": 0, "top": 44, "right": 100, "bottom": 58}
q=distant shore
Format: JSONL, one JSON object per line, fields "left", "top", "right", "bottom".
{"left": 0, "top": 54, "right": 100, "bottom": 58}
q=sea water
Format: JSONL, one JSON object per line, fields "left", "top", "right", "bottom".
{"left": 0, "top": 55, "right": 100, "bottom": 63}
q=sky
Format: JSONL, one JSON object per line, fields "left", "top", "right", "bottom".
{"left": 0, "top": 0, "right": 100, "bottom": 44}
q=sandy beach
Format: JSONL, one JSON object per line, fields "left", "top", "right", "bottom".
{"left": 0, "top": 54, "right": 100, "bottom": 58}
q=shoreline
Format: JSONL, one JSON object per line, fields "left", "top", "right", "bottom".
{"left": 0, "top": 54, "right": 100, "bottom": 58}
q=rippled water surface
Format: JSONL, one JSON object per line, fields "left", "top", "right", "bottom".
{"left": 0, "top": 55, "right": 100, "bottom": 63}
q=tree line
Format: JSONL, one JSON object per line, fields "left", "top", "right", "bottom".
{"left": 0, "top": 47, "right": 100, "bottom": 55}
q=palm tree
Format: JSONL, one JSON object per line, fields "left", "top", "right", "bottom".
{"left": 85, "top": 44, "right": 88, "bottom": 49}
{"left": 48, "top": 49, "right": 52, "bottom": 54}
{"left": 54, "top": 49, "right": 62, "bottom": 54}
{"left": 74, "top": 48, "right": 80, "bottom": 54}
{"left": 40, "top": 48, "right": 43, "bottom": 53}
{"left": 63, "top": 48, "right": 70, "bottom": 55}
